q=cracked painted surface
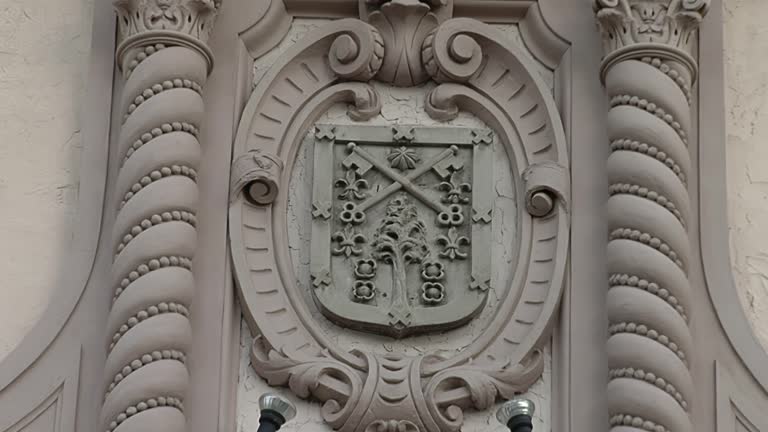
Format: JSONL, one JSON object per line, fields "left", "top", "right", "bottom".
{"left": 0, "top": 0, "right": 94, "bottom": 361}
{"left": 724, "top": 0, "right": 768, "bottom": 352}
{"left": 238, "top": 18, "right": 553, "bottom": 432}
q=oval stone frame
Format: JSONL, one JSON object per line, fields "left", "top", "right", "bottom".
{"left": 228, "top": 14, "right": 570, "bottom": 432}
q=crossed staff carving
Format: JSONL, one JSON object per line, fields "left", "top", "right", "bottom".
{"left": 343, "top": 143, "right": 462, "bottom": 216}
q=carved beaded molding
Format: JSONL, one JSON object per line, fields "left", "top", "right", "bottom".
{"left": 594, "top": 2, "right": 709, "bottom": 432}
{"left": 98, "top": 1, "right": 220, "bottom": 432}
{"left": 229, "top": 1, "right": 570, "bottom": 430}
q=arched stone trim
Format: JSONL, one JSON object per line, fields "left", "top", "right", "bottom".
{"left": 229, "top": 6, "right": 569, "bottom": 431}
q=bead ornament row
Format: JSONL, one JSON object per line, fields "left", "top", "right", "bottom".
{"left": 108, "top": 302, "right": 190, "bottom": 352}
{"left": 640, "top": 56, "right": 693, "bottom": 104}
{"left": 106, "top": 350, "right": 187, "bottom": 396}
{"left": 609, "top": 368, "right": 688, "bottom": 411}
{"left": 124, "top": 79, "right": 203, "bottom": 122}
{"left": 115, "top": 211, "right": 198, "bottom": 255}
{"left": 609, "top": 274, "right": 688, "bottom": 322}
{"left": 610, "top": 139, "right": 687, "bottom": 184}
{"left": 120, "top": 165, "right": 198, "bottom": 209}
{"left": 126, "top": 44, "right": 167, "bottom": 76}
{"left": 105, "top": 395, "right": 183, "bottom": 432}
{"left": 608, "top": 321, "right": 687, "bottom": 363}
{"left": 122, "top": 122, "right": 199, "bottom": 167}
{"left": 608, "top": 183, "right": 684, "bottom": 225}
{"left": 610, "top": 94, "right": 687, "bottom": 143}
{"left": 113, "top": 256, "right": 193, "bottom": 302}
{"left": 609, "top": 228, "right": 684, "bottom": 269}
{"left": 609, "top": 414, "right": 669, "bottom": 432}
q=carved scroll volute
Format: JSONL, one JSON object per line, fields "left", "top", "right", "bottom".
{"left": 593, "top": 2, "right": 709, "bottom": 432}
{"left": 423, "top": 351, "right": 544, "bottom": 432}
{"left": 230, "top": 151, "right": 283, "bottom": 205}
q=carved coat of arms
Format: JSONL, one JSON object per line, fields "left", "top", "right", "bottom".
{"left": 309, "top": 125, "right": 493, "bottom": 337}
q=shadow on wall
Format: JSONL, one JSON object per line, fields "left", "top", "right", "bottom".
{"left": 0, "top": 0, "right": 95, "bottom": 360}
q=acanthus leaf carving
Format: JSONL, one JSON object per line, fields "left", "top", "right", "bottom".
{"left": 593, "top": 0, "right": 710, "bottom": 62}
{"left": 114, "top": 0, "right": 222, "bottom": 43}
{"left": 368, "top": 0, "right": 440, "bottom": 86}
{"left": 250, "top": 337, "right": 365, "bottom": 430}
{"left": 423, "top": 350, "right": 545, "bottom": 432}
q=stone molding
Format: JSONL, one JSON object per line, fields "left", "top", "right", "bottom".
{"left": 594, "top": 2, "right": 709, "bottom": 432}
{"left": 229, "top": 1, "right": 570, "bottom": 430}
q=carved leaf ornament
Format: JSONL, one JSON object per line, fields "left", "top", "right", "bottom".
{"left": 229, "top": 1, "right": 569, "bottom": 430}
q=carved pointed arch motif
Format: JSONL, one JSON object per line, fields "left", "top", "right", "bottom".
{"left": 229, "top": 4, "right": 569, "bottom": 430}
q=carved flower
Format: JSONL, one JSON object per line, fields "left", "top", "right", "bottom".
{"left": 353, "top": 281, "right": 376, "bottom": 302}
{"left": 355, "top": 259, "right": 377, "bottom": 279}
{"left": 340, "top": 202, "right": 366, "bottom": 225}
{"left": 145, "top": 0, "right": 184, "bottom": 29}
{"left": 335, "top": 170, "right": 370, "bottom": 201}
{"left": 437, "top": 204, "right": 465, "bottom": 227}
{"left": 632, "top": 3, "right": 666, "bottom": 34}
{"left": 437, "top": 227, "right": 470, "bottom": 261}
{"left": 439, "top": 172, "right": 472, "bottom": 204}
{"left": 421, "top": 261, "right": 445, "bottom": 281}
{"left": 387, "top": 146, "right": 420, "bottom": 171}
{"left": 421, "top": 282, "right": 445, "bottom": 305}
{"left": 332, "top": 225, "right": 367, "bottom": 258}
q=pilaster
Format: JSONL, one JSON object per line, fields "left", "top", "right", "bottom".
{"left": 593, "top": 2, "right": 709, "bottom": 432}
{"left": 100, "top": 2, "right": 221, "bottom": 431}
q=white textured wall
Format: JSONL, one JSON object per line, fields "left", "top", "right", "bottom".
{"left": 724, "top": 0, "right": 768, "bottom": 351}
{"left": 0, "top": 0, "right": 94, "bottom": 360}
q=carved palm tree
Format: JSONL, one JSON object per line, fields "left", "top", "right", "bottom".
{"left": 372, "top": 195, "right": 429, "bottom": 330}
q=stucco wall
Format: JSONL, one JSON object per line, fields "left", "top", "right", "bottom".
{"left": 0, "top": 0, "right": 94, "bottom": 360}
{"left": 724, "top": 0, "right": 768, "bottom": 350}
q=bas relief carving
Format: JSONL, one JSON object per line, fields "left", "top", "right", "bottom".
{"left": 310, "top": 125, "right": 493, "bottom": 337}
{"left": 229, "top": 0, "right": 569, "bottom": 430}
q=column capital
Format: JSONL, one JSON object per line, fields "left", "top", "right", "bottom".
{"left": 593, "top": 0, "right": 710, "bottom": 81}
{"left": 114, "top": 0, "right": 222, "bottom": 73}
{"left": 114, "top": 0, "right": 221, "bottom": 42}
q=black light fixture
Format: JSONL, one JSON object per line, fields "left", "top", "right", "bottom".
{"left": 496, "top": 398, "right": 535, "bottom": 432}
{"left": 257, "top": 394, "right": 297, "bottom": 432}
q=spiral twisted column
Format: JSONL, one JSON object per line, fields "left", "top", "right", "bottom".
{"left": 593, "top": 2, "right": 709, "bottom": 432}
{"left": 100, "top": 2, "right": 220, "bottom": 431}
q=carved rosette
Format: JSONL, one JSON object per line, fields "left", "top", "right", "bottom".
{"left": 594, "top": 2, "right": 709, "bottom": 432}
{"left": 100, "top": 1, "right": 220, "bottom": 431}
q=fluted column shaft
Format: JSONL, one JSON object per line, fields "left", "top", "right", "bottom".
{"left": 594, "top": 2, "right": 709, "bottom": 432}
{"left": 100, "top": 2, "right": 220, "bottom": 431}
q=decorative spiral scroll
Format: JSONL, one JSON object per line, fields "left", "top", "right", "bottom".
{"left": 604, "top": 57, "right": 695, "bottom": 432}
{"left": 251, "top": 337, "right": 365, "bottom": 430}
{"left": 422, "top": 351, "right": 544, "bottom": 432}
{"left": 100, "top": 10, "right": 216, "bottom": 427}
{"left": 328, "top": 23, "right": 385, "bottom": 82}
{"left": 422, "top": 24, "right": 483, "bottom": 83}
